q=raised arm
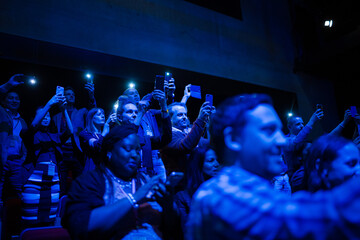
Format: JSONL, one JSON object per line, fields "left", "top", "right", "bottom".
{"left": 0, "top": 74, "right": 24, "bottom": 96}
{"left": 329, "top": 109, "right": 351, "bottom": 136}
{"left": 32, "top": 94, "right": 65, "bottom": 127}
{"left": 180, "top": 84, "right": 191, "bottom": 105}
{"left": 84, "top": 82, "right": 97, "bottom": 109}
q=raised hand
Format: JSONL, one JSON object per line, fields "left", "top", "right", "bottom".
{"left": 84, "top": 82, "right": 95, "bottom": 95}
{"left": 198, "top": 102, "right": 212, "bottom": 122}
{"left": 152, "top": 89, "right": 167, "bottom": 109}
{"left": 8, "top": 74, "right": 25, "bottom": 87}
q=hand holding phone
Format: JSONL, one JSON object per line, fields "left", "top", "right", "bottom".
{"left": 56, "top": 86, "right": 64, "bottom": 96}
{"left": 166, "top": 172, "right": 184, "bottom": 188}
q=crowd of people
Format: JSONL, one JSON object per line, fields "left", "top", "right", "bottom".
{"left": 0, "top": 73, "right": 359, "bottom": 239}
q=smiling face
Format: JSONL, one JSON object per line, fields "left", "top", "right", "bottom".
{"left": 4, "top": 92, "right": 20, "bottom": 112}
{"left": 171, "top": 105, "right": 189, "bottom": 131}
{"left": 108, "top": 133, "right": 141, "bottom": 179}
{"left": 323, "top": 143, "right": 360, "bottom": 188}
{"left": 288, "top": 117, "right": 304, "bottom": 136}
{"left": 236, "top": 104, "right": 287, "bottom": 180}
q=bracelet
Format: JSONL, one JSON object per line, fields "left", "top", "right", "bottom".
{"left": 127, "top": 193, "right": 139, "bottom": 209}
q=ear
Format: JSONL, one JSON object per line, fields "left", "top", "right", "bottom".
{"left": 223, "top": 127, "right": 242, "bottom": 151}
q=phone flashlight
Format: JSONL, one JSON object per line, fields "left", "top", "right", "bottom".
{"left": 28, "top": 77, "right": 37, "bottom": 85}
{"left": 84, "top": 72, "right": 93, "bottom": 83}
{"left": 129, "top": 83, "right": 135, "bottom": 89}
{"left": 114, "top": 102, "right": 119, "bottom": 111}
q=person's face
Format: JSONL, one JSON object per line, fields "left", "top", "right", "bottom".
{"left": 171, "top": 106, "right": 188, "bottom": 130}
{"left": 289, "top": 117, "right": 304, "bottom": 135}
{"left": 41, "top": 111, "right": 51, "bottom": 127}
{"left": 237, "top": 104, "right": 287, "bottom": 180}
{"left": 120, "top": 103, "right": 138, "bottom": 125}
{"left": 125, "top": 89, "right": 140, "bottom": 102}
{"left": 4, "top": 92, "right": 20, "bottom": 111}
{"left": 93, "top": 110, "right": 105, "bottom": 126}
{"left": 202, "top": 149, "right": 219, "bottom": 178}
{"left": 64, "top": 89, "right": 75, "bottom": 104}
{"left": 324, "top": 143, "right": 360, "bottom": 188}
{"left": 109, "top": 134, "right": 141, "bottom": 179}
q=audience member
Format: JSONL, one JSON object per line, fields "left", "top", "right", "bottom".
{"left": 117, "top": 90, "right": 172, "bottom": 178}
{"left": 79, "top": 108, "right": 116, "bottom": 172}
{"left": 53, "top": 84, "right": 96, "bottom": 196}
{"left": 187, "top": 93, "right": 360, "bottom": 240}
{"left": 0, "top": 74, "right": 28, "bottom": 200}
{"left": 304, "top": 134, "right": 360, "bottom": 192}
{"left": 174, "top": 145, "right": 219, "bottom": 236}
{"left": 20, "top": 93, "right": 72, "bottom": 229}
{"left": 283, "top": 108, "right": 323, "bottom": 182}
{"left": 62, "top": 125, "right": 170, "bottom": 239}
{"left": 160, "top": 101, "right": 213, "bottom": 176}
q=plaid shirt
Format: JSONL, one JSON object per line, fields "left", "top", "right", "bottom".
{"left": 187, "top": 166, "right": 360, "bottom": 240}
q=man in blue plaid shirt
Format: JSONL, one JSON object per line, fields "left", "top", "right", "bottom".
{"left": 187, "top": 93, "right": 360, "bottom": 240}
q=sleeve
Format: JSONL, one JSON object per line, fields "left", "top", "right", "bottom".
{"left": 79, "top": 130, "right": 103, "bottom": 155}
{"left": 167, "top": 118, "right": 206, "bottom": 154}
{"left": 285, "top": 125, "right": 312, "bottom": 152}
{"left": 150, "top": 115, "right": 172, "bottom": 149}
{"left": 61, "top": 170, "right": 105, "bottom": 240}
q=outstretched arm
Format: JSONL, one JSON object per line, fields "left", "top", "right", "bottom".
{"left": 329, "top": 109, "right": 351, "bottom": 136}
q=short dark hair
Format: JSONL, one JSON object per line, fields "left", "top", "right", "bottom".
{"left": 210, "top": 93, "right": 272, "bottom": 159}
{"left": 101, "top": 124, "right": 138, "bottom": 161}
{"left": 168, "top": 102, "right": 187, "bottom": 118}
{"left": 64, "top": 86, "right": 75, "bottom": 93}
{"left": 117, "top": 99, "right": 137, "bottom": 118}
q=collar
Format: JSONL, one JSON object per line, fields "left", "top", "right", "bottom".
{"left": 5, "top": 109, "right": 20, "bottom": 119}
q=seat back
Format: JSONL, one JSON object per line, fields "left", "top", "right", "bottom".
{"left": 20, "top": 226, "right": 71, "bottom": 240}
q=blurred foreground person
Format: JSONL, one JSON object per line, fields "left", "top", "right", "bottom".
{"left": 187, "top": 94, "right": 360, "bottom": 240}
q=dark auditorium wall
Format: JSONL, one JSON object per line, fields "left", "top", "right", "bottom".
{"left": 0, "top": 0, "right": 339, "bottom": 137}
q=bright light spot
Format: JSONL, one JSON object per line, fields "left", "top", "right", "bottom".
{"left": 29, "top": 78, "right": 36, "bottom": 85}
{"left": 114, "top": 103, "right": 119, "bottom": 110}
{"left": 85, "top": 73, "right": 92, "bottom": 79}
{"left": 166, "top": 72, "right": 170, "bottom": 76}
{"left": 288, "top": 112, "right": 293, "bottom": 117}
{"left": 129, "top": 83, "right": 135, "bottom": 88}
{"left": 324, "top": 20, "right": 333, "bottom": 28}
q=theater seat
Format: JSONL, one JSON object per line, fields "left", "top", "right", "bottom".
{"left": 20, "top": 226, "right": 71, "bottom": 240}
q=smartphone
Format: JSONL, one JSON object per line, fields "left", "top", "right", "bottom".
{"left": 166, "top": 172, "right": 184, "bottom": 187}
{"left": 155, "top": 75, "right": 165, "bottom": 91}
{"left": 56, "top": 86, "right": 64, "bottom": 96}
{"left": 206, "top": 94, "right": 213, "bottom": 107}
{"left": 165, "top": 72, "right": 172, "bottom": 82}
{"left": 350, "top": 106, "right": 358, "bottom": 117}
